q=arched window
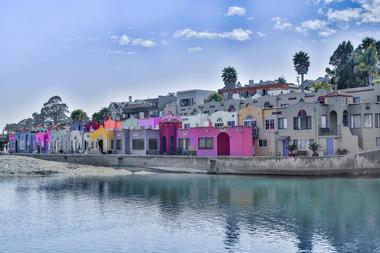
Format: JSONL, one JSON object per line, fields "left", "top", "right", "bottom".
{"left": 228, "top": 105, "right": 236, "bottom": 112}
{"left": 298, "top": 110, "right": 307, "bottom": 117}
{"left": 317, "top": 96, "right": 325, "bottom": 104}
{"left": 264, "top": 101, "right": 271, "bottom": 108}
{"left": 215, "top": 117, "right": 224, "bottom": 127}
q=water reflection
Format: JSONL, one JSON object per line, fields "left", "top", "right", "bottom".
{"left": 1, "top": 175, "right": 380, "bottom": 253}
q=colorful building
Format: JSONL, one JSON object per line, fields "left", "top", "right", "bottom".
{"left": 159, "top": 117, "right": 182, "bottom": 155}
{"left": 113, "top": 129, "right": 129, "bottom": 154}
{"left": 89, "top": 126, "right": 114, "bottom": 154}
{"left": 129, "top": 129, "right": 160, "bottom": 155}
{"left": 104, "top": 118, "right": 122, "bottom": 130}
{"left": 50, "top": 125, "right": 70, "bottom": 154}
{"left": 34, "top": 129, "right": 51, "bottom": 154}
{"left": 138, "top": 117, "right": 160, "bottom": 130}
{"left": 177, "top": 126, "right": 253, "bottom": 157}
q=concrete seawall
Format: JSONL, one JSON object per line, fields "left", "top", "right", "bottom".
{"left": 15, "top": 149, "right": 380, "bottom": 176}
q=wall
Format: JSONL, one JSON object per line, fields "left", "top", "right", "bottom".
{"left": 21, "top": 149, "right": 380, "bottom": 176}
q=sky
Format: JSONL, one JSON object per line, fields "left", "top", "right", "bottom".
{"left": 0, "top": 0, "right": 379, "bottom": 130}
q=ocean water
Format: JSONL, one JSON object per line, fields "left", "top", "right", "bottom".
{"left": 0, "top": 174, "right": 380, "bottom": 253}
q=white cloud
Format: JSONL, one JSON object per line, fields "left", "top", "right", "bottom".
{"left": 256, "top": 32, "right": 266, "bottom": 38}
{"left": 113, "top": 34, "right": 157, "bottom": 48}
{"left": 326, "top": 8, "right": 362, "bottom": 22}
{"left": 246, "top": 16, "right": 254, "bottom": 21}
{"left": 319, "top": 28, "right": 336, "bottom": 37}
{"left": 271, "top": 17, "right": 293, "bottom": 30}
{"left": 295, "top": 19, "right": 336, "bottom": 37}
{"left": 225, "top": 6, "right": 246, "bottom": 16}
{"left": 107, "top": 50, "right": 136, "bottom": 55}
{"left": 174, "top": 28, "right": 252, "bottom": 41}
{"left": 355, "top": 0, "right": 380, "bottom": 23}
{"left": 130, "top": 38, "right": 157, "bottom": 47}
{"left": 187, "top": 47, "right": 203, "bottom": 53}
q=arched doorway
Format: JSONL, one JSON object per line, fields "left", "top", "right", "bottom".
{"left": 98, "top": 139, "right": 104, "bottom": 154}
{"left": 330, "top": 111, "right": 338, "bottom": 134}
{"left": 161, "top": 136, "right": 167, "bottom": 154}
{"left": 217, "top": 132, "right": 230, "bottom": 156}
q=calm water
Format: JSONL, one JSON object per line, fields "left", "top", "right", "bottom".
{"left": 1, "top": 174, "right": 380, "bottom": 253}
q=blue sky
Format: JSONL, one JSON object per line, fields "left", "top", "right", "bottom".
{"left": 0, "top": 0, "right": 379, "bottom": 129}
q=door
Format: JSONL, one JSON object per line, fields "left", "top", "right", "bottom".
{"left": 326, "top": 138, "right": 334, "bottom": 156}
{"left": 217, "top": 133, "right": 230, "bottom": 156}
{"left": 283, "top": 139, "right": 289, "bottom": 157}
{"left": 98, "top": 140, "right": 104, "bottom": 154}
{"left": 161, "top": 137, "right": 167, "bottom": 154}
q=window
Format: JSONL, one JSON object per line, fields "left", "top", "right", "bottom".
{"left": 377, "top": 96, "right": 380, "bottom": 103}
{"left": 227, "top": 121, "right": 235, "bottom": 127}
{"left": 265, "top": 119, "right": 275, "bottom": 130}
{"left": 376, "top": 137, "right": 380, "bottom": 147}
{"left": 353, "top": 97, "right": 360, "bottom": 103}
{"left": 363, "top": 113, "right": 373, "bottom": 128}
{"left": 116, "top": 139, "right": 122, "bottom": 150}
{"left": 375, "top": 114, "right": 380, "bottom": 128}
{"left": 264, "top": 102, "right": 272, "bottom": 108}
{"left": 293, "top": 116, "right": 312, "bottom": 130}
{"left": 111, "top": 140, "right": 114, "bottom": 149}
{"left": 258, "top": 139, "right": 268, "bottom": 148}
{"left": 148, "top": 139, "right": 158, "bottom": 150}
{"left": 215, "top": 118, "right": 224, "bottom": 128}
{"left": 244, "top": 119, "right": 257, "bottom": 127}
{"left": 19, "top": 140, "right": 25, "bottom": 149}
{"left": 178, "top": 138, "right": 190, "bottom": 150}
{"left": 321, "top": 115, "right": 327, "bottom": 128}
{"left": 132, "top": 139, "right": 144, "bottom": 150}
{"left": 180, "top": 98, "right": 193, "bottom": 107}
{"left": 350, "top": 114, "right": 362, "bottom": 128}
{"left": 278, "top": 118, "right": 287, "bottom": 129}
{"left": 293, "top": 139, "right": 313, "bottom": 150}
{"left": 198, "top": 138, "right": 213, "bottom": 149}
{"left": 184, "top": 123, "right": 190, "bottom": 129}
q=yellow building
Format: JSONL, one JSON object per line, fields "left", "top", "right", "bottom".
{"left": 238, "top": 104, "right": 276, "bottom": 156}
{"left": 89, "top": 126, "right": 114, "bottom": 154}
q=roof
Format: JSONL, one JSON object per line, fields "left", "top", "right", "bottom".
{"left": 325, "top": 92, "right": 353, "bottom": 98}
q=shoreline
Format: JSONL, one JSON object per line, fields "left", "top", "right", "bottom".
{"left": 4, "top": 149, "right": 380, "bottom": 177}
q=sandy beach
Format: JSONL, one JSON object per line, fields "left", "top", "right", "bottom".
{"left": 0, "top": 155, "right": 152, "bottom": 176}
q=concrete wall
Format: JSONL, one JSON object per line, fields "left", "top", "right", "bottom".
{"left": 20, "top": 149, "right": 380, "bottom": 176}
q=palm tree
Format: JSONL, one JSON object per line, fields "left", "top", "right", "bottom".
{"left": 308, "top": 142, "right": 320, "bottom": 156}
{"left": 355, "top": 45, "right": 378, "bottom": 86}
{"left": 222, "top": 66, "right": 237, "bottom": 88}
{"left": 207, "top": 92, "right": 223, "bottom": 102}
{"left": 361, "top": 37, "right": 376, "bottom": 50}
{"left": 293, "top": 51, "right": 310, "bottom": 92}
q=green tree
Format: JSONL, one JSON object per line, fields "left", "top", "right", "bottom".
{"left": 355, "top": 45, "right": 378, "bottom": 86}
{"left": 361, "top": 37, "right": 376, "bottom": 50}
{"left": 288, "top": 143, "right": 298, "bottom": 156}
{"left": 293, "top": 51, "right": 310, "bottom": 92}
{"left": 221, "top": 66, "right": 237, "bottom": 87}
{"left": 207, "top": 93, "right": 223, "bottom": 102}
{"left": 325, "top": 41, "right": 368, "bottom": 89}
{"left": 40, "top": 96, "right": 69, "bottom": 125}
{"left": 312, "top": 82, "right": 331, "bottom": 92}
{"left": 32, "top": 112, "right": 45, "bottom": 127}
{"left": 70, "top": 109, "right": 89, "bottom": 123}
{"left": 92, "top": 107, "right": 111, "bottom": 123}
{"left": 277, "top": 76, "right": 286, "bottom": 83}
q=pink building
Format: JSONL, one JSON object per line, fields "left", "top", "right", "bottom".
{"left": 159, "top": 117, "right": 182, "bottom": 155}
{"left": 177, "top": 126, "right": 253, "bottom": 157}
{"left": 34, "top": 129, "right": 51, "bottom": 153}
{"left": 104, "top": 118, "right": 122, "bottom": 130}
{"left": 137, "top": 117, "right": 160, "bottom": 130}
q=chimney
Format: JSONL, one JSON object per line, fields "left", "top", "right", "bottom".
{"left": 129, "top": 96, "right": 132, "bottom": 103}
{"left": 249, "top": 80, "right": 254, "bottom": 86}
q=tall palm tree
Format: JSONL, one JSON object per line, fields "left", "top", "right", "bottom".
{"left": 355, "top": 45, "right": 378, "bottom": 86}
{"left": 221, "top": 66, "right": 237, "bottom": 88}
{"left": 361, "top": 37, "right": 376, "bottom": 50}
{"left": 293, "top": 51, "right": 310, "bottom": 92}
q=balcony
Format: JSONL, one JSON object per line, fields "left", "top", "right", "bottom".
{"left": 319, "top": 125, "right": 341, "bottom": 136}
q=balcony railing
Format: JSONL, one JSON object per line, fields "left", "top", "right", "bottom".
{"left": 318, "top": 124, "right": 341, "bottom": 136}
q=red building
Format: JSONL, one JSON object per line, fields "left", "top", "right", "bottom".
{"left": 218, "top": 83, "right": 289, "bottom": 99}
{"left": 159, "top": 116, "right": 182, "bottom": 155}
